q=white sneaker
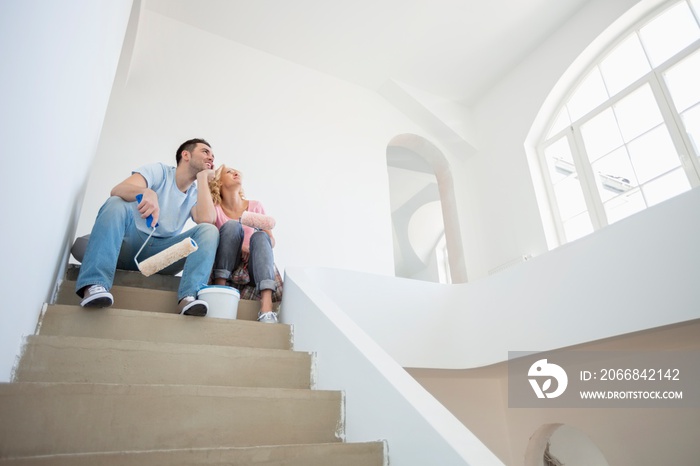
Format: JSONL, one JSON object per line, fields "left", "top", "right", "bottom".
{"left": 80, "top": 285, "right": 113, "bottom": 308}
{"left": 257, "top": 311, "right": 278, "bottom": 324}
{"left": 178, "top": 296, "right": 208, "bottom": 317}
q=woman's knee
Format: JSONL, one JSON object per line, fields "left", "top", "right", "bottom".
{"left": 250, "top": 230, "right": 272, "bottom": 249}
{"left": 219, "top": 220, "right": 244, "bottom": 240}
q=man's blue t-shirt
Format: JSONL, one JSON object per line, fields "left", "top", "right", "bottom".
{"left": 132, "top": 162, "right": 198, "bottom": 237}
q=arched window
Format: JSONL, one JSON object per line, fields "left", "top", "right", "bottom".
{"left": 538, "top": 0, "right": 700, "bottom": 244}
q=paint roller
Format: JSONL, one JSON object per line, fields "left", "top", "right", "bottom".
{"left": 133, "top": 194, "right": 199, "bottom": 277}
{"left": 240, "top": 211, "right": 275, "bottom": 230}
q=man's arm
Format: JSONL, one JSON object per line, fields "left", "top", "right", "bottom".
{"left": 111, "top": 173, "right": 160, "bottom": 226}
{"left": 190, "top": 170, "right": 216, "bottom": 224}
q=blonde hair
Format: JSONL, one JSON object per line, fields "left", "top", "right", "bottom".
{"left": 209, "top": 164, "right": 246, "bottom": 205}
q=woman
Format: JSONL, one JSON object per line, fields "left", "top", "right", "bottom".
{"left": 209, "top": 165, "right": 279, "bottom": 323}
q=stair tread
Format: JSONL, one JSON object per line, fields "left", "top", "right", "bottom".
{"left": 65, "top": 264, "right": 181, "bottom": 292}
{"left": 0, "top": 382, "right": 344, "bottom": 457}
{"left": 0, "top": 442, "right": 386, "bottom": 466}
{"left": 57, "top": 281, "right": 269, "bottom": 320}
{"left": 16, "top": 335, "right": 312, "bottom": 388}
{"left": 0, "top": 381, "right": 337, "bottom": 397}
{"left": 40, "top": 304, "right": 292, "bottom": 350}
{"left": 24, "top": 333, "right": 301, "bottom": 356}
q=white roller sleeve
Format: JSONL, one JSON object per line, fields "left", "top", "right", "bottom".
{"left": 137, "top": 238, "right": 198, "bottom": 277}
{"left": 240, "top": 211, "right": 276, "bottom": 230}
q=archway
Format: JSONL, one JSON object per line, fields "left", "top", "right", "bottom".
{"left": 386, "top": 134, "right": 467, "bottom": 283}
{"left": 526, "top": 424, "right": 610, "bottom": 466}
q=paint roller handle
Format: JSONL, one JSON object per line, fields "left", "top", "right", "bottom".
{"left": 135, "top": 194, "right": 159, "bottom": 229}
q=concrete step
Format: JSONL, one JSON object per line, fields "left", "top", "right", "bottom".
{"left": 65, "top": 264, "right": 182, "bottom": 292}
{"left": 39, "top": 304, "right": 292, "bottom": 350}
{"left": 0, "top": 442, "right": 386, "bottom": 466}
{"left": 7, "top": 267, "right": 388, "bottom": 464}
{"left": 15, "top": 335, "right": 312, "bottom": 389}
{"left": 59, "top": 266, "right": 271, "bottom": 320}
{"left": 57, "top": 281, "right": 264, "bottom": 321}
{"left": 65, "top": 264, "right": 180, "bottom": 291}
{"left": 0, "top": 382, "right": 344, "bottom": 458}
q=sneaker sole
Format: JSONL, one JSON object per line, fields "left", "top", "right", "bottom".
{"left": 181, "top": 303, "right": 208, "bottom": 317}
{"left": 80, "top": 296, "right": 113, "bottom": 308}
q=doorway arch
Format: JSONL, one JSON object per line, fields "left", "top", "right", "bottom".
{"left": 526, "top": 424, "right": 610, "bottom": 466}
{"left": 386, "top": 133, "right": 467, "bottom": 283}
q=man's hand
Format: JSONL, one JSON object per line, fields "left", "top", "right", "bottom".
{"left": 137, "top": 188, "right": 160, "bottom": 227}
{"left": 197, "top": 169, "right": 216, "bottom": 184}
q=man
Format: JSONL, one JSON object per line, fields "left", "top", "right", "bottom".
{"left": 75, "top": 138, "right": 219, "bottom": 316}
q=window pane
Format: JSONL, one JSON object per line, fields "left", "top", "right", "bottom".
{"left": 563, "top": 212, "right": 594, "bottom": 242}
{"left": 681, "top": 104, "right": 700, "bottom": 156}
{"left": 544, "top": 137, "right": 575, "bottom": 184}
{"left": 600, "top": 34, "right": 651, "bottom": 96}
{"left": 567, "top": 68, "right": 609, "bottom": 122}
{"left": 663, "top": 49, "right": 700, "bottom": 113}
{"left": 580, "top": 108, "right": 623, "bottom": 162}
{"left": 544, "top": 137, "right": 591, "bottom": 237}
{"left": 642, "top": 167, "right": 691, "bottom": 206}
{"left": 547, "top": 107, "right": 571, "bottom": 138}
{"left": 613, "top": 84, "right": 663, "bottom": 142}
{"left": 604, "top": 189, "right": 647, "bottom": 224}
{"left": 554, "top": 177, "right": 588, "bottom": 221}
{"left": 639, "top": 2, "right": 700, "bottom": 66}
{"left": 627, "top": 125, "right": 681, "bottom": 183}
{"left": 592, "top": 147, "right": 639, "bottom": 202}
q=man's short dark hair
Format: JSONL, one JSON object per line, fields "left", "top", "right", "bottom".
{"left": 176, "top": 138, "right": 211, "bottom": 165}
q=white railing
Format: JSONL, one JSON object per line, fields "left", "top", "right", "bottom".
{"left": 282, "top": 269, "right": 505, "bottom": 466}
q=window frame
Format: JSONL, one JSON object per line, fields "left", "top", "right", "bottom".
{"left": 537, "top": 0, "right": 700, "bottom": 245}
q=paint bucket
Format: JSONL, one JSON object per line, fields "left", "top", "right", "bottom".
{"left": 197, "top": 285, "right": 240, "bottom": 319}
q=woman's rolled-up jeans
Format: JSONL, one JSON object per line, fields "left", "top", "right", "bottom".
{"left": 213, "top": 220, "right": 276, "bottom": 293}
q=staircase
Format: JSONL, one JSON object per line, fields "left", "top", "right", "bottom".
{"left": 0, "top": 266, "right": 386, "bottom": 465}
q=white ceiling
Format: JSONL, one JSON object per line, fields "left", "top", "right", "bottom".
{"left": 144, "top": 0, "right": 589, "bottom": 104}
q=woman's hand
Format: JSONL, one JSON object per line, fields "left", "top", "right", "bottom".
{"left": 241, "top": 244, "right": 250, "bottom": 262}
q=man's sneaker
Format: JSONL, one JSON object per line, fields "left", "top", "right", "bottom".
{"left": 80, "top": 285, "right": 113, "bottom": 308}
{"left": 178, "top": 296, "right": 208, "bottom": 316}
{"left": 257, "top": 311, "right": 278, "bottom": 324}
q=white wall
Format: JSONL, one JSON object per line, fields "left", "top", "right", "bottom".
{"left": 0, "top": 0, "right": 133, "bottom": 382}
{"left": 75, "top": 8, "right": 441, "bottom": 279}
{"left": 462, "top": 0, "right": 650, "bottom": 279}
{"left": 74, "top": 0, "right": 667, "bottom": 285}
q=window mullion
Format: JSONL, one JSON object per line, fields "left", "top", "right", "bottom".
{"left": 569, "top": 125, "right": 607, "bottom": 229}
{"left": 649, "top": 69, "right": 700, "bottom": 185}
{"left": 536, "top": 140, "right": 568, "bottom": 246}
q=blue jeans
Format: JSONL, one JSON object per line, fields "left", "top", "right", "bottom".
{"left": 213, "top": 221, "right": 276, "bottom": 293}
{"left": 76, "top": 196, "right": 219, "bottom": 301}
